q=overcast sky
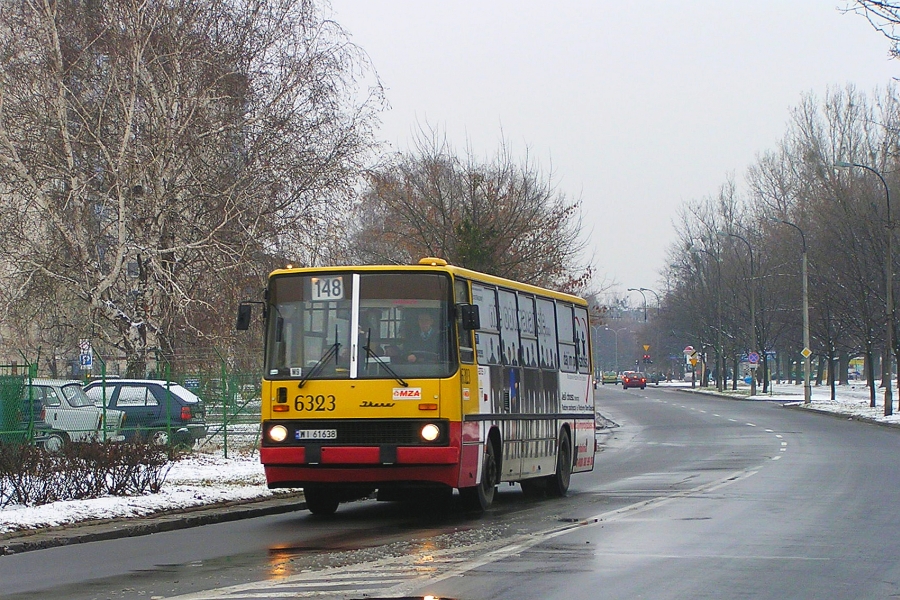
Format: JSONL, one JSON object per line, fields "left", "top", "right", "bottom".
{"left": 330, "top": 1, "right": 898, "bottom": 297}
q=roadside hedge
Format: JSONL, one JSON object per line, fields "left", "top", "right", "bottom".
{"left": 0, "top": 441, "right": 173, "bottom": 508}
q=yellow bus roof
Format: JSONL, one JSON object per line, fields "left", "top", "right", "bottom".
{"left": 268, "top": 259, "right": 587, "bottom": 305}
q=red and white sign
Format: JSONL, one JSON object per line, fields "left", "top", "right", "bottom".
{"left": 392, "top": 388, "right": 422, "bottom": 401}
{"left": 683, "top": 345, "right": 695, "bottom": 355}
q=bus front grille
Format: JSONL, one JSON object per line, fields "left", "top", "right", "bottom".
{"left": 263, "top": 418, "right": 449, "bottom": 446}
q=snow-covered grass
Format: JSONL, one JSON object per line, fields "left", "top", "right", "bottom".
{"left": 673, "top": 379, "right": 900, "bottom": 425}
{"left": 2, "top": 381, "right": 897, "bottom": 535}
{"left": 0, "top": 446, "right": 282, "bottom": 535}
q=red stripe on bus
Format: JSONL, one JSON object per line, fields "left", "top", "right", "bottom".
{"left": 263, "top": 465, "right": 460, "bottom": 488}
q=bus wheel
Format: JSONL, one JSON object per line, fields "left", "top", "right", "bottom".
{"left": 546, "top": 430, "right": 572, "bottom": 498}
{"left": 304, "top": 486, "right": 339, "bottom": 516}
{"left": 460, "top": 441, "right": 497, "bottom": 511}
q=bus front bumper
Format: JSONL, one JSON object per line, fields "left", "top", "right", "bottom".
{"left": 260, "top": 445, "right": 465, "bottom": 488}
{"left": 261, "top": 445, "right": 459, "bottom": 465}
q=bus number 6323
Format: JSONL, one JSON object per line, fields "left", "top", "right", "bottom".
{"left": 295, "top": 394, "right": 336, "bottom": 412}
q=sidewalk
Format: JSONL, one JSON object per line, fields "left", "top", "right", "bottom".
{"left": 1, "top": 492, "right": 306, "bottom": 555}
{"left": 0, "top": 449, "right": 303, "bottom": 554}
{"left": 670, "top": 379, "right": 900, "bottom": 427}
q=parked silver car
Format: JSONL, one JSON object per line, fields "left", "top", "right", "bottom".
{"left": 27, "top": 379, "right": 126, "bottom": 450}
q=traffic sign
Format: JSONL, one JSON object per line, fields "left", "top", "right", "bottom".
{"left": 643, "top": 344, "right": 650, "bottom": 352}
{"left": 801, "top": 347, "right": 812, "bottom": 359}
{"left": 747, "top": 351, "right": 760, "bottom": 365}
{"left": 79, "top": 338, "right": 93, "bottom": 371}
{"left": 683, "top": 345, "right": 694, "bottom": 355}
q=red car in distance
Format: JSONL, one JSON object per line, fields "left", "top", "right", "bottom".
{"left": 621, "top": 371, "right": 647, "bottom": 390}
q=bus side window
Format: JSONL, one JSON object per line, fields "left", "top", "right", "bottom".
{"left": 574, "top": 306, "right": 591, "bottom": 374}
{"left": 498, "top": 289, "right": 519, "bottom": 366}
{"left": 518, "top": 294, "right": 538, "bottom": 368}
{"left": 535, "top": 298, "right": 558, "bottom": 370}
{"left": 455, "top": 279, "right": 475, "bottom": 363}
{"left": 472, "top": 284, "right": 501, "bottom": 365}
{"left": 557, "top": 303, "right": 577, "bottom": 373}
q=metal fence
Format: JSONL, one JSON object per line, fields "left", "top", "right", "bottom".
{"left": 0, "top": 359, "right": 264, "bottom": 458}
{"left": 179, "top": 368, "right": 263, "bottom": 457}
{"left": 0, "top": 365, "right": 36, "bottom": 446}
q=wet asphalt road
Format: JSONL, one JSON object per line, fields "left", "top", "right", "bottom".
{"left": 2, "top": 385, "right": 900, "bottom": 599}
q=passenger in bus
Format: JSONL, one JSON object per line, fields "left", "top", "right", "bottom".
{"left": 405, "top": 311, "right": 441, "bottom": 363}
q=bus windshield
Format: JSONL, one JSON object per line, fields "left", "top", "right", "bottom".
{"left": 265, "top": 271, "right": 455, "bottom": 380}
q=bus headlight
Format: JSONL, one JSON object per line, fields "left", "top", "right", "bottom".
{"left": 420, "top": 423, "right": 441, "bottom": 442}
{"left": 268, "top": 425, "right": 288, "bottom": 443}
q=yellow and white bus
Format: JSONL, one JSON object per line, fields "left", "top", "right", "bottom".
{"left": 237, "top": 258, "right": 595, "bottom": 514}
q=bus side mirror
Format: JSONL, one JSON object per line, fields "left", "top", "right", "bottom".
{"left": 236, "top": 304, "right": 252, "bottom": 330}
{"left": 458, "top": 304, "right": 481, "bottom": 331}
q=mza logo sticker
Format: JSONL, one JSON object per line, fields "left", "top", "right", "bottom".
{"left": 393, "top": 387, "right": 422, "bottom": 401}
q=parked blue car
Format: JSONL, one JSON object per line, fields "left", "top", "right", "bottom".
{"left": 83, "top": 379, "right": 207, "bottom": 446}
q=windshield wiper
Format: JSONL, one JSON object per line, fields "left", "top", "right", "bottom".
{"left": 362, "top": 329, "right": 408, "bottom": 387}
{"left": 299, "top": 326, "right": 341, "bottom": 388}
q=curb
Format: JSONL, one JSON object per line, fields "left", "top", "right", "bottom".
{"left": 676, "top": 387, "right": 900, "bottom": 429}
{"left": 0, "top": 492, "right": 306, "bottom": 556}
{"left": 785, "top": 404, "right": 900, "bottom": 429}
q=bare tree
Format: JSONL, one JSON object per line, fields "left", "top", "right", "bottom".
{"left": 0, "top": 0, "right": 382, "bottom": 374}
{"left": 348, "top": 126, "right": 594, "bottom": 295}
{"left": 846, "top": 1, "right": 900, "bottom": 58}
{"left": 665, "top": 83, "right": 900, "bottom": 405}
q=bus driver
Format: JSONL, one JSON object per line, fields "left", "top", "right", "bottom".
{"left": 405, "top": 311, "right": 440, "bottom": 363}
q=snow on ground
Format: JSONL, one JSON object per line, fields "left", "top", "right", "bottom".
{"left": 1, "top": 380, "right": 898, "bottom": 534}
{"left": 683, "top": 379, "right": 900, "bottom": 426}
{"left": 0, "top": 447, "right": 283, "bottom": 535}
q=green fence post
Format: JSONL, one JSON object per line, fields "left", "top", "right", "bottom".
{"left": 165, "top": 362, "right": 173, "bottom": 446}
{"left": 221, "top": 357, "right": 229, "bottom": 459}
{"left": 92, "top": 354, "right": 108, "bottom": 442}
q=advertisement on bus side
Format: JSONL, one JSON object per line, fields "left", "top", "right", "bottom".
{"left": 560, "top": 372, "right": 592, "bottom": 413}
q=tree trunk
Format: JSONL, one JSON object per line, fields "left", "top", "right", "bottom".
{"left": 838, "top": 351, "right": 849, "bottom": 385}
{"left": 828, "top": 349, "right": 836, "bottom": 401}
{"left": 732, "top": 355, "right": 739, "bottom": 391}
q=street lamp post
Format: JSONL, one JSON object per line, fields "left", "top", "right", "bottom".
{"left": 836, "top": 161, "right": 893, "bottom": 416}
{"left": 627, "top": 288, "right": 648, "bottom": 321}
{"left": 719, "top": 231, "right": 757, "bottom": 396}
{"left": 773, "top": 218, "right": 811, "bottom": 404}
{"left": 639, "top": 287, "right": 662, "bottom": 376}
{"left": 605, "top": 326, "right": 628, "bottom": 373}
{"left": 639, "top": 288, "right": 660, "bottom": 316}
